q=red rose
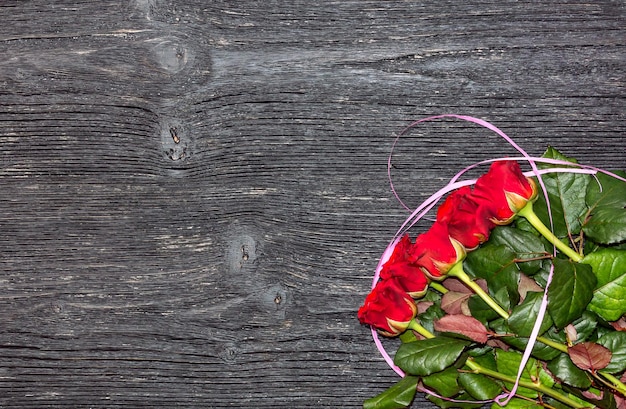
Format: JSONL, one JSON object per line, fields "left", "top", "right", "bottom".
{"left": 436, "top": 186, "right": 495, "bottom": 250}
{"left": 379, "top": 235, "right": 430, "bottom": 297}
{"left": 409, "top": 221, "right": 465, "bottom": 280}
{"left": 358, "top": 280, "right": 417, "bottom": 336}
{"left": 472, "top": 161, "right": 538, "bottom": 225}
{"left": 381, "top": 234, "right": 414, "bottom": 268}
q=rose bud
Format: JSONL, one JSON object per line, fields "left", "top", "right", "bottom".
{"left": 379, "top": 235, "right": 430, "bottom": 298}
{"left": 436, "top": 186, "right": 496, "bottom": 250}
{"left": 358, "top": 280, "right": 418, "bottom": 337}
{"left": 472, "top": 161, "right": 538, "bottom": 225}
{"left": 409, "top": 221, "right": 466, "bottom": 280}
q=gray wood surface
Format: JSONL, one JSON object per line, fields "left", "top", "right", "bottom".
{"left": 1, "top": 1, "right": 624, "bottom": 408}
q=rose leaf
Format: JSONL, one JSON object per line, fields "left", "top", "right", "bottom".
{"left": 597, "top": 331, "right": 626, "bottom": 374}
{"left": 434, "top": 314, "right": 489, "bottom": 344}
{"left": 507, "top": 291, "right": 553, "bottom": 337}
{"left": 568, "top": 342, "right": 611, "bottom": 372}
{"left": 363, "top": 375, "right": 419, "bottom": 409}
{"left": 534, "top": 147, "right": 591, "bottom": 238}
{"left": 547, "top": 258, "right": 596, "bottom": 329}
{"left": 583, "top": 171, "right": 626, "bottom": 245}
{"left": 547, "top": 353, "right": 592, "bottom": 389}
{"left": 394, "top": 336, "right": 469, "bottom": 377}
{"left": 582, "top": 248, "right": 626, "bottom": 322}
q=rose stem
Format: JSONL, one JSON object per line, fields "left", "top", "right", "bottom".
{"left": 597, "top": 371, "right": 626, "bottom": 397}
{"left": 447, "top": 263, "right": 569, "bottom": 354}
{"left": 407, "top": 319, "right": 435, "bottom": 339}
{"left": 464, "top": 358, "right": 593, "bottom": 408}
{"left": 409, "top": 321, "right": 592, "bottom": 408}
{"left": 517, "top": 202, "right": 583, "bottom": 262}
{"left": 447, "top": 263, "right": 510, "bottom": 319}
{"left": 429, "top": 281, "right": 447, "bottom": 294}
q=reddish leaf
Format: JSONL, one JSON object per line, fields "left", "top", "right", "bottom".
{"left": 487, "top": 338, "right": 509, "bottom": 351}
{"left": 610, "top": 317, "right": 626, "bottom": 332}
{"left": 416, "top": 301, "right": 434, "bottom": 314}
{"left": 443, "top": 277, "right": 472, "bottom": 292}
{"left": 434, "top": 314, "right": 489, "bottom": 344}
{"left": 440, "top": 291, "right": 471, "bottom": 315}
{"left": 441, "top": 278, "right": 488, "bottom": 316}
{"left": 564, "top": 324, "right": 578, "bottom": 344}
{"left": 443, "top": 277, "right": 488, "bottom": 293}
{"left": 568, "top": 342, "right": 612, "bottom": 372}
{"left": 518, "top": 273, "right": 543, "bottom": 302}
{"left": 582, "top": 389, "right": 603, "bottom": 400}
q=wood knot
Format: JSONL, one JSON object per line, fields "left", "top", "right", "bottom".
{"left": 160, "top": 117, "right": 190, "bottom": 162}
{"left": 262, "top": 284, "right": 288, "bottom": 319}
{"left": 169, "top": 127, "right": 180, "bottom": 144}
{"left": 227, "top": 234, "right": 257, "bottom": 273}
{"left": 152, "top": 39, "right": 190, "bottom": 74}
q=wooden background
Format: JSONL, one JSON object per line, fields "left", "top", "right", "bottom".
{"left": 0, "top": 1, "right": 624, "bottom": 408}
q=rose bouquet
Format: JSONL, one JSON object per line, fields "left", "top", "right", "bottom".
{"left": 358, "top": 116, "right": 626, "bottom": 409}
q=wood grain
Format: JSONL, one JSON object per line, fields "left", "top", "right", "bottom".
{"left": 0, "top": 1, "right": 624, "bottom": 407}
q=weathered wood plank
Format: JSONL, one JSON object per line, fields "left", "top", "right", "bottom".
{"left": 0, "top": 1, "right": 624, "bottom": 407}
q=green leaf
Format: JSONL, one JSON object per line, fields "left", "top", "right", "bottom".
{"left": 427, "top": 392, "right": 483, "bottom": 409}
{"left": 534, "top": 147, "right": 591, "bottom": 238}
{"left": 547, "top": 353, "right": 592, "bottom": 389}
{"left": 508, "top": 292, "right": 554, "bottom": 337}
{"left": 422, "top": 367, "right": 461, "bottom": 398}
{"left": 597, "top": 331, "right": 626, "bottom": 374}
{"left": 547, "top": 258, "right": 596, "bottom": 329}
{"left": 394, "top": 337, "right": 469, "bottom": 377}
{"left": 584, "top": 171, "right": 626, "bottom": 245}
{"left": 544, "top": 394, "right": 594, "bottom": 409}
{"left": 493, "top": 286, "right": 513, "bottom": 314}
{"left": 417, "top": 303, "right": 446, "bottom": 335}
{"left": 491, "top": 397, "right": 545, "bottom": 409}
{"left": 497, "top": 349, "right": 555, "bottom": 395}
{"left": 489, "top": 319, "right": 562, "bottom": 361}
{"left": 582, "top": 248, "right": 626, "bottom": 322}
{"left": 399, "top": 329, "right": 418, "bottom": 344}
{"left": 495, "top": 350, "right": 541, "bottom": 398}
{"left": 570, "top": 311, "right": 599, "bottom": 343}
{"left": 585, "top": 207, "right": 626, "bottom": 245}
{"left": 464, "top": 244, "right": 520, "bottom": 306}
{"left": 363, "top": 375, "right": 418, "bottom": 409}
{"left": 467, "top": 295, "right": 500, "bottom": 323}
{"left": 489, "top": 226, "right": 548, "bottom": 275}
{"left": 459, "top": 371, "right": 502, "bottom": 401}
{"left": 459, "top": 353, "right": 502, "bottom": 400}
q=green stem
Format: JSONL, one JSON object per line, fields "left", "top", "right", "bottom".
{"left": 517, "top": 202, "right": 583, "bottom": 262}
{"left": 448, "top": 263, "right": 510, "bottom": 320}
{"left": 407, "top": 308, "right": 585, "bottom": 404}
{"left": 536, "top": 336, "right": 568, "bottom": 354}
{"left": 407, "top": 319, "right": 435, "bottom": 339}
{"left": 447, "top": 263, "right": 568, "bottom": 354}
{"left": 465, "top": 358, "right": 593, "bottom": 408}
{"left": 429, "top": 282, "right": 448, "bottom": 294}
{"left": 598, "top": 371, "right": 626, "bottom": 397}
